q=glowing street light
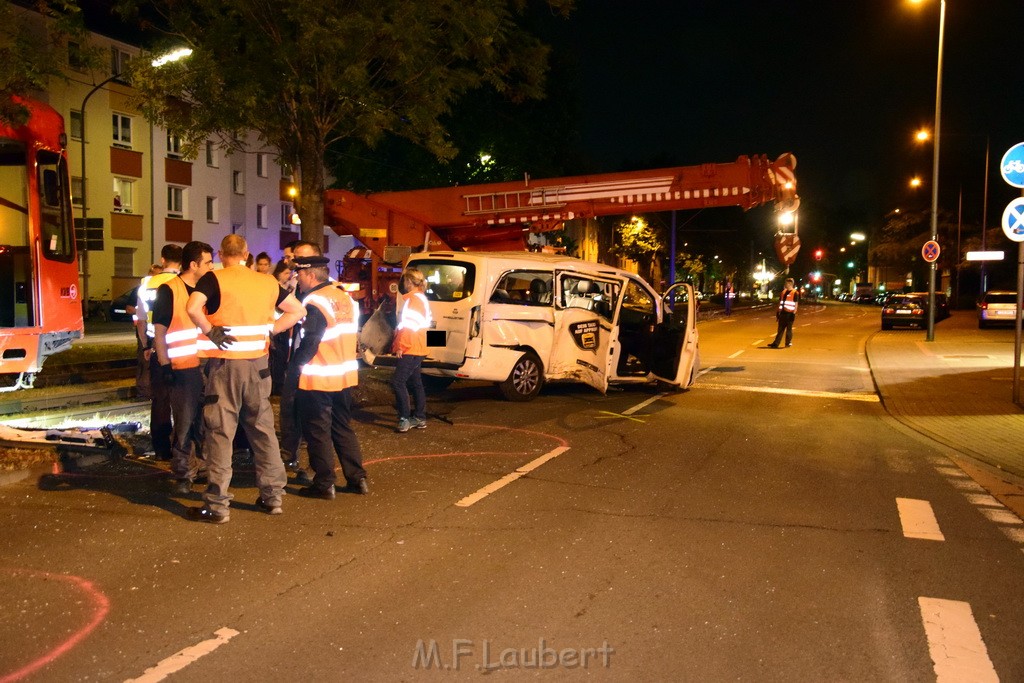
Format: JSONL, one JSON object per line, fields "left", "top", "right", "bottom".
{"left": 915, "top": 128, "right": 931, "bottom": 143}
{"left": 910, "top": 176, "right": 923, "bottom": 189}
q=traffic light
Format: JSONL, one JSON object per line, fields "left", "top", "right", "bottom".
{"left": 810, "top": 271, "right": 822, "bottom": 283}
{"left": 814, "top": 248, "right": 824, "bottom": 261}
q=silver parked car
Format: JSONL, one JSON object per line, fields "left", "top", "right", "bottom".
{"left": 977, "top": 290, "right": 1018, "bottom": 328}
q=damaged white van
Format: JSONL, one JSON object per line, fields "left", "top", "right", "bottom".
{"left": 363, "top": 251, "right": 699, "bottom": 401}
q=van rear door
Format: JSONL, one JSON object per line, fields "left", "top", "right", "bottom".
{"left": 406, "top": 258, "right": 476, "bottom": 367}
{"left": 650, "top": 282, "right": 699, "bottom": 387}
{"left": 549, "top": 271, "right": 622, "bottom": 394}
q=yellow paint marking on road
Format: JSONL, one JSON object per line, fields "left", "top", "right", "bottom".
{"left": 700, "top": 382, "right": 879, "bottom": 403}
{"left": 596, "top": 410, "right": 646, "bottom": 423}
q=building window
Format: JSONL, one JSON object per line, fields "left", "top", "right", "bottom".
{"left": 166, "top": 134, "right": 182, "bottom": 158}
{"left": 112, "top": 113, "right": 132, "bottom": 147}
{"left": 206, "top": 196, "right": 218, "bottom": 223}
{"left": 69, "top": 110, "right": 83, "bottom": 140}
{"left": 167, "top": 186, "right": 185, "bottom": 218}
{"left": 114, "top": 246, "right": 135, "bottom": 278}
{"left": 68, "top": 42, "right": 87, "bottom": 72}
{"left": 256, "top": 203, "right": 267, "bottom": 229}
{"left": 71, "top": 176, "right": 84, "bottom": 207}
{"left": 113, "top": 178, "right": 134, "bottom": 213}
{"left": 232, "top": 170, "right": 244, "bottom": 194}
{"left": 205, "top": 141, "right": 218, "bottom": 168}
{"left": 281, "top": 203, "right": 293, "bottom": 229}
{"left": 256, "top": 152, "right": 269, "bottom": 178}
{"left": 110, "top": 46, "right": 131, "bottom": 79}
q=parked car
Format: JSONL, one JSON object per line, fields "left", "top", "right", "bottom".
{"left": 109, "top": 287, "right": 138, "bottom": 323}
{"left": 977, "top": 290, "right": 1018, "bottom": 328}
{"left": 881, "top": 292, "right": 949, "bottom": 330}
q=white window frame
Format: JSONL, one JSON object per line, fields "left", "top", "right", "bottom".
{"left": 110, "top": 46, "right": 131, "bottom": 79}
{"left": 113, "top": 177, "right": 134, "bottom": 213}
{"left": 256, "top": 152, "right": 269, "bottom": 178}
{"left": 69, "top": 110, "right": 83, "bottom": 140}
{"left": 112, "top": 113, "right": 132, "bottom": 148}
{"left": 205, "top": 141, "right": 219, "bottom": 168}
{"left": 167, "top": 186, "right": 186, "bottom": 218}
{"left": 232, "top": 170, "right": 244, "bottom": 195}
{"left": 256, "top": 203, "right": 268, "bottom": 229}
{"left": 71, "top": 176, "right": 84, "bottom": 207}
{"left": 166, "top": 133, "right": 182, "bottom": 158}
{"left": 206, "top": 196, "right": 218, "bottom": 223}
{"left": 281, "top": 203, "right": 293, "bottom": 229}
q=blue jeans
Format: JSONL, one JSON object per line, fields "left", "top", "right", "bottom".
{"left": 391, "top": 354, "right": 425, "bottom": 420}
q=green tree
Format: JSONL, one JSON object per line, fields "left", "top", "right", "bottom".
{"left": 1, "top": 1, "right": 89, "bottom": 125}
{"left": 119, "top": 0, "right": 574, "bottom": 245}
{"left": 612, "top": 215, "right": 665, "bottom": 284}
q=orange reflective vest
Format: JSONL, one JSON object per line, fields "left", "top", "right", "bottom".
{"left": 197, "top": 265, "right": 279, "bottom": 360}
{"left": 393, "top": 291, "right": 431, "bottom": 356}
{"left": 164, "top": 276, "right": 200, "bottom": 370}
{"left": 140, "top": 271, "right": 177, "bottom": 340}
{"left": 778, "top": 289, "right": 799, "bottom": 314}
{"left": 298, "top": 286, "right": 359, "bottom": 392}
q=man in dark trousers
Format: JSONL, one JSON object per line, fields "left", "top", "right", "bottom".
{"left": 185, "top": 234, "right": 306, "bottom": 523}
{"left": 290, "top": 255, "right": 368, "bottom": 499}
{"left": 768, "top": 277, "right": 799, "bottom": 348}
{"left": 151, "top": 241, "right": 214, "bottom": 494}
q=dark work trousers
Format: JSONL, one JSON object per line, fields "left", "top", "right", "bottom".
{"left": 296, "top": 387, "right": 366, "bottom": 492}
{"left": 136, "top": 338, "right": 152, "bottom": 399}
{"left": 201, "top": 356, "right": 286, "bottom": 514}
{"left": 279, "top": 369, "right": 301, "bottom": 461}
{"left": 169, "top": 365, "right": 204, "bottom": 482}
{"left": 771, "top": 311, "right": 796, "bottom": 347}
{"left": 390, "top": 354, "right": 426, "bottom": 420}
{"left": 269, "top": 331, "right": 290, "bottom": 396}
{"left": 148, "top": 353, "right": 173, "bottom": 459}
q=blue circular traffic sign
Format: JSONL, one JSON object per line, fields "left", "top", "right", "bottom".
{"left": 1000, "top": 142, "right": 1024, "bottom": 188}
{"left": 922, "top": 240, "right": 940, "bottom": 263}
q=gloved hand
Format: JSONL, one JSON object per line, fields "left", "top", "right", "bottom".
{"left": 207, "top": 325, "right": 237, "bottom": 350}
{"left": 160, "top": 364, "right": 175, "bottom": 385}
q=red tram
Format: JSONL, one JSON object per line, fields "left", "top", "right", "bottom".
{"left": 0, "top": 96, "right": 83, "bottom": 391}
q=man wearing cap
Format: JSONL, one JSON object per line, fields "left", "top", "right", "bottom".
{"left": 184, "top": 234, "right": 306, "bottom": 523}
{"left": 291, "top": 253, "right": 368, "bottom": 499}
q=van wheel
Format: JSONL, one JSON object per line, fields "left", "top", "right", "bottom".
{"left": 498, "top": 352, "right": 543, "bottom": 401}
{"left": 421, "top": 375, "right": 455, "bottom": 393}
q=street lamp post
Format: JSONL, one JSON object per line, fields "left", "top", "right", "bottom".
{"left": 915, "top": 0, "right": 947, "bottom": 341}
{"left": 78, "top": 73, "right": 121, "bottom": 312}
{"left": 77, "top": 48, "right": 192, "bottom": 315}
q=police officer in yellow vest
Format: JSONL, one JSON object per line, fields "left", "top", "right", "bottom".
{"left": 136, "top": 244, "right": 182, "bottom": 460}
{"left": 151, "top": 241, "right": 215, "bottom": 495}
{"left": 291, "top": 255, "right": 367, "bottom": 499}
{"left": 185, "top": 234, "right": 306, "bottom": 523}
{"left": 768, "top": 277, "right": 800, "bottom": 348}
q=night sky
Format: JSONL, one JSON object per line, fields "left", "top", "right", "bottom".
{"left": 559, "top": 0, "right": 1024, "bottom": 244}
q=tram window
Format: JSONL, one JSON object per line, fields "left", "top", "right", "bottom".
{"left": 0, "top": 139, "right": 29, "bottom": 248}
{"left": 36, "top": 150, "right": 75, "bottom": 262}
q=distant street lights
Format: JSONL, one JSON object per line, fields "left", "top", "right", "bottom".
{"left": 909, "top": 0, "right": 946, "bottom": 341}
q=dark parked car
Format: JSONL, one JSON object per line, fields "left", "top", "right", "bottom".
{"left": 881, "top": 292, "right": 949, "bottom": 330}
{"left": 109, "top": 287, "right": 138, "bottom": 323}
{"left": 977, "top": 290, "right": 1018, "bottom": 328}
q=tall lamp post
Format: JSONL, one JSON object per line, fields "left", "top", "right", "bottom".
{"left": 77, "top": 48, "right": 192, "bottom": 315}
{"left": 911, "top": 0, "right": 946, "bottom": 341}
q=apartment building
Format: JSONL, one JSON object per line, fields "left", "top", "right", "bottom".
{"left": 38, "top": 20, "right": 355, "bottom": 303}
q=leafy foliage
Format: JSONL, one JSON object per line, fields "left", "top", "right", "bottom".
{"left": 118, "top": 0, "right": 574, "bottom": 243}
{"left": 1, "top": 1, "right": 91, "bottom": 125}
{"left": 611, "top": 215, "right": 665, "bottom": 283}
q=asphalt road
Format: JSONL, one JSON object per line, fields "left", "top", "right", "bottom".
{"left": 1, "top": 302, "right": 1022, "bottom": 681}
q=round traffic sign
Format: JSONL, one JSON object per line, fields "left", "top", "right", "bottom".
{"left": 922, "top": 240, "right": 940, "bottom": 263}
{"left": 1000, "top": 142, "right": 1024, "bottom": 188}
{"left": 1001, "top": 197, "right": 1024, "bottom": 243}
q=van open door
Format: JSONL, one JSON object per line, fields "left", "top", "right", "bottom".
{"left": 650, "top": 282, "right": 699, "bottom": 388}
{"left": 549, "top": 272, "right": 621, "bottom": 394}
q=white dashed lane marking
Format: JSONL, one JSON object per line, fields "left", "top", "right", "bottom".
{"left": 918, "top": 597, "right": 998, "bottom": 683}
{"left": 896, "top": 498, "right": 945, "bottom": 541}
{"left": 125, "top": 627, "right": 239, "bottom": 683}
